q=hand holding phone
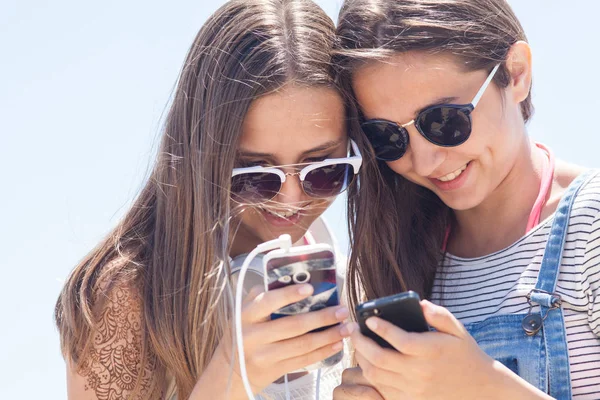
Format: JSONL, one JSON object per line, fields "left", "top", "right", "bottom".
{"left": 356, "top": 291, "right": 429, "bottom": 349}
{"left": 263, "top": 243, "right": 343, "bottom": 370}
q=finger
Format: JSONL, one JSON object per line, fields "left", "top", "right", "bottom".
{"left": 251, "top": 305, "right": 349, "bottom": 342}
{"left": 243, "top": 285, "right": 264, "bottom": 306}
{"left": 364, "top": 317, "right": 439, "bottom": 356}
{"left": 355, "top": 352, "right": 408, "bottom": 392}
{"left": 341, "top": 367, "right": 371, "bottom": 386}
{"left": 278, "top": 340, "right": 345, "bottom": 373}
{"left": 333, "top": 384, "right": 384, "bottom": 400}
{"left": 243, "top": 284, "right": 313, "bottom": 323}
{"left": 365, "top": 316, "right": 462, "bottom": 359}
{"left": 350, "top": 322, "right": 408, "bottom": 371}
{"left": 421, "top": 300, "right": 467, "bottom": 338}
{"left": 258, "top": 324, "right": 346, "bottom": 363}
{"left": 355, "top": 353, "right": 411, "bottom": 399}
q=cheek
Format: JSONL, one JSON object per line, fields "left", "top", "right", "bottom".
{"left": 466, "top": 124, "right": 516, "bottom": 172}
{"left": 236, "top": 207, "right": 259, "bottom": 229}
{"left": 469, "top": 99, "right": 515, "bottom": 151}
{"left": 309, "top": 199, "right": 333, "bottom": 214}
{"left": 385, "top": 158, "right": 412, "bottom": 177}
{"left": 384, "top": 160, "right": 432, "bottom": 189}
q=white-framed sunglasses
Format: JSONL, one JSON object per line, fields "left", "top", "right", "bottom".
{"left": 231, "top": 139, "right": 362, "bottom": 204}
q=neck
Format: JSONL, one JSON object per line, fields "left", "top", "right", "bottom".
{"left": 229, "top": 223, "right": 312, "bottom": 258}
{"left": 229, "top": 219, "right": 262, "bottom": 257}
{"left": 449, "top": 139, "right": 548, "bottom": 257}
{"left": 229, "top": 224, "right": 262, "bottom": 259}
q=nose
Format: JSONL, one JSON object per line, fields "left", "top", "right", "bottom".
{"left": 274, "top": 172, "right": 305, "bottom": 204}
{"left": 404, "top": 124, "right": 446, "bottom": 177}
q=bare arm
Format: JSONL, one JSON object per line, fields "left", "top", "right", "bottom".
{"left": 66, "top": 285, "right": 162, "bottom": 400}
{"left": 188, "top": 345, "right": 250, "bottom": 400}
{"left": 66, "top": 282, "right": 348, "bottom": 400}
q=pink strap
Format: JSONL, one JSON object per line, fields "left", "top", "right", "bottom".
{"left": 442, "top": 142, "right": 554, "bottom": 252}
{"left": 526, "top": 143, "right": 554, "bottom": 233}
{"left": 442, "top": 227, "right": 451, "bottom": 253}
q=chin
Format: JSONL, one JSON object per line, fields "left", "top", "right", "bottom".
{"left": 258, "top": 219, "right": 311, "bottom": 244}
{"left": 435, "top": 189, "right": 485, "bottom": 211}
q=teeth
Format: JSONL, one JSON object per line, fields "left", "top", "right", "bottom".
{"left": 437, "top": 164, "right": 468, "bottom": 182}
{"left": 264, "top": 208, "right": 298, "bottom": 218}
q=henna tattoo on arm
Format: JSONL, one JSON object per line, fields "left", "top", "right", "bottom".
{"left": 77, "top": 285, "right": 161, "bottom": 400}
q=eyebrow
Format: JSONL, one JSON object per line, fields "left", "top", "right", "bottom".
{"left": 368, "top": 96, "right": 461, "bottom": 123}
{"left": 421, "top": 96, "right": 459, "bottom": 110}
{"left": 238, "top": 139, "right": 345, "bottom": 159}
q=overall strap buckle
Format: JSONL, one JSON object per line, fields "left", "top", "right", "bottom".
{"left": 522, "top": 289, "right": 562, "bottom": 336}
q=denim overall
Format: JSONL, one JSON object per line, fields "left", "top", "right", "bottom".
{"left": 464, "top": 170, "right": 596, "bottom": 399}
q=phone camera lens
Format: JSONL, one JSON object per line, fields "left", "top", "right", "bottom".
{"left": 361, "top": 312, "right": 370, "bottom": 319}
{"left": 293, "top": 271, "right": 311, "bottom": 284}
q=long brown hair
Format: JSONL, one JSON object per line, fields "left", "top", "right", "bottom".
{"left": 333, "top": 0, "right": 532, "bottom": 309}
{"left": 55, "top": 0, "right": 338, "bottom": 397}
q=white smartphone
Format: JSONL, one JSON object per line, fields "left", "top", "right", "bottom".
{"left": 262, "top": 243, "right": 343, "bottom": 370}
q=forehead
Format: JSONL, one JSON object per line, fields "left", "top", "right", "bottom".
{"left": 352, "top": 52, "right": 470, "bottom": 120}
{"left": 239, "top": 85, "right": 346, "bottom": 158}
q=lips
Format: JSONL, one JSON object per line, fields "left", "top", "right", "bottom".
{"left": 436, "top": 163, "right": 469, "bottom": 182}
{"left": 428, "top": 161, "right": 473, "bottom": 192}
{"left": 258, "top": 206, "right": 303, "bottom": 227}
{"left": 263, "top": 208, "right": 299, "bottom": 218}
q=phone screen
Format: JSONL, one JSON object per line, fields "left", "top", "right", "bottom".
{"left": 265, "top": 250, "right": 338, "bottom": 319}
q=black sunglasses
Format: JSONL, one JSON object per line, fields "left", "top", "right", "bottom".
{"left": 361, "top": 64, "right": 501, "bottom": 161}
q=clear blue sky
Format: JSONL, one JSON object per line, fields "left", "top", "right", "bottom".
{"left": 1, "top": 1, "right": 598, "bottom": 398}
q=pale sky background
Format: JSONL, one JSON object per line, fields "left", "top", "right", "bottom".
{"left": 1, "top": 1, "right": 599, "bottom": 398}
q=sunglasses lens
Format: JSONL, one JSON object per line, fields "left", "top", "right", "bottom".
{"left": 417, "top": 106, "right": 471, "bottom": 146}
{"left": 231, "top": 172, "right": 281, "bottom": 203}
{"left": 361, "top": 121, "right": 408, "bottom": 161}
{"left": 303, "top": 163, "right": 354, "bottom": 197}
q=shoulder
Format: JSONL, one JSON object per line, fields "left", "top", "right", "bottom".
{"left": 547, "top": 162, "right": 600, "bottom": 221}
{"left": 573, "top": 170, "right": 600, "bottom": 211}
{"left": 67, "top": 258, "right": 163, "bottom": 399}
{"left": 92, "top": 257, "right": 142, "bottom": 313}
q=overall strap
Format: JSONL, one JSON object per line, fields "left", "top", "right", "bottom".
{"left": 534, "top": 170, "right": 596, "bottom": 297}
{"left": 530, "top": 169, "right": 596, "bottom": 399}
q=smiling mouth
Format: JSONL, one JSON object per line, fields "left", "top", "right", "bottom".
{"left": 259, "top": 207, "right": 301, "bottom": 219}
{"left": 436, "top": 162, "right": 470, "bottom": 182}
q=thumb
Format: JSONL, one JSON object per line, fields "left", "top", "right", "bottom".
{"left": 421, "top": 300, "right": 467, "bottom": 338}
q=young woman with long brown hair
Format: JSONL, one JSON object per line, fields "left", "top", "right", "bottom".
{"left": 332, "top": 0, "right": 600, "bottom": 399}
{"left": 55, "top": 1, "right": 363, "bottom": 399}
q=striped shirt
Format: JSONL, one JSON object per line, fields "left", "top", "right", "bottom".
{"left": 431, "top": 174, "right": 600, "bottom": 399}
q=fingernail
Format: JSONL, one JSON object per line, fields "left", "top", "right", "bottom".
{"left": 422, "top": 301, "right": 436, "bottom": 316}
{"left": 366, "top": 318, "right": 378, "bottom": 331}
{"left": 298, "top": 285, "right": 313, "bottom": 295}
{"left": 340, "top": 323, "right": 355, "bottom": 336}
{"left": 335, "top": 306, "right": 349, "bottom": 320}
{"left": 332, "top": 341, "right": 343, "bottom": 351}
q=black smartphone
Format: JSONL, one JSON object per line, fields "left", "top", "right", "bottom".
{"left": 356, "top": 291, "right": 429, "bottom": 349}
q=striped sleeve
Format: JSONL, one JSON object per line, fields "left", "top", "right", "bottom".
{"left": 583, "top": 202, "right": 600, "bottom": 336}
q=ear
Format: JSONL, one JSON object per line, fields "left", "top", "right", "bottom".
{"left": 505, "top": 40, "right": 533, "bottom": 104}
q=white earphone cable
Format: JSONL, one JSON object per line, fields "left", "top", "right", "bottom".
{"left": 315, "top": 368, "right": 322, "bottom": 400}
{"left": 284, "top": 374, "right": 291, "bottom": 400}
{"left": 235, "top": 234, "right": 292, "bottom": 400}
